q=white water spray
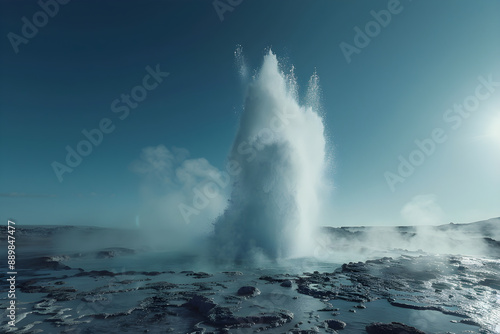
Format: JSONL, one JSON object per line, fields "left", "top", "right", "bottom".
{"left": 213, "top": 49, "right": 329, "bottom": 261}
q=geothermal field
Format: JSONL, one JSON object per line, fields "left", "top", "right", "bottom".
{"left": 1, "top": 218, "right": 499, "bottom": 333}
{"left": 2, "top": 50, "right": 500, "bottom": 333}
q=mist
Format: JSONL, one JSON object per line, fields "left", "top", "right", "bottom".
{"left": 211, "top": 50, "right": 329, "bottom": 262}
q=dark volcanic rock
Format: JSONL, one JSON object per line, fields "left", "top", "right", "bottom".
{"left": 140, "top": 281, "right": 177, "bottom": 291}
{"left": 185, "top": 295, "right": 217, "bottom": 315}
{"left": 191, "top": 272, "right": 213, "bottom": 279}
{"left": 207, "top": 306, "right": 240, "bottom": 326}
{"left": 325, "top": 319, "right": 346, "bottom": 330}
{"left": 96, "top": 247, "right": 135, "bottom": 259}
{"left": 23, "top": 256, "right": 71, "bottom": 270}
{"left": 478, "top": 278, "right": 500, "bottom": 290}
{"left": 483, "top": 237, "right": 500, "bottom": 254}
{"left": 223, "top": 271, "right": 243, "bottom": 276}
{"left": 47, "top": 291, "right": 76, "bottom": 301}
{"left": 280, "top": 279, "right": 293, "bottom": 287}
{"left": 182, "top": 271, "right": 213, "bottom": 278}
{"left": 342, "top": 262, "right": 368, "bottom": 273}
{"left": 388, "top": 301, "right": 466, "bottom": 318}
{"left": 243, "top": 310, "right": 294, "bottom": 327}
{"left": 318, "top": 307, "right": 334, "bottom": 312}
{"left": 366, "top": 322, "right": 426, "bottom": 334}
{"left": 237, "top": 286, "right": 260, "bottom": 297}
{"left": 297, "top": 281, "right": 335, "bottom": 299}
{"left": 19, "top": 280, "right": 77, "bottom": 295}
{"left": 75, "top": 270, "right": 117, "bottom": 277}
{"left": 459, "top": 319, "right": 481, "bottom": 327}
{"left": 185, "top": 294, "right": 292, "bottom": 329}
{"left": 19, "top": 279, "right": 78, "bottom": 301}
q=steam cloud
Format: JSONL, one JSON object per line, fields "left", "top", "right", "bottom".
{"left": 401, "top": 194, "right": 446, "bottom": 226}
{"left": 131, "top": 145, "right": 227, "bottom": 250}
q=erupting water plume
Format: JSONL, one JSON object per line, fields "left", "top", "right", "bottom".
{"left": 212, "top": 49, "right": 329, "bottom": 261}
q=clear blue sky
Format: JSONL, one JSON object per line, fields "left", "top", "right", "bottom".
{"left": 1, "top": 0, "right": 499, "bottom": 227}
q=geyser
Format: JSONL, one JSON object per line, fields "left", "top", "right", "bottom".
{"left": 213, "top": 50, "right": 328, "bottom": 261}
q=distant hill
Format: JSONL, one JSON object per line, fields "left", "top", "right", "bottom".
{"left": 320, "top": 217, "right": 500, "bottom": 257}
{"left": 322, "top": 217, "right": 500, "bottom": 236}
{"left": 436, "top": 217, "right": 500, "bottom": 238}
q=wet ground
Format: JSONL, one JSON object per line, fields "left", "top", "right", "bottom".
{"left": 1, "top": 224, "right": 499, "bottom": 333}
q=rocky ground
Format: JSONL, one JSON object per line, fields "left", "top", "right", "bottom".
{"left": 1, "top": 221, "right": 499, "bottom": 333}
